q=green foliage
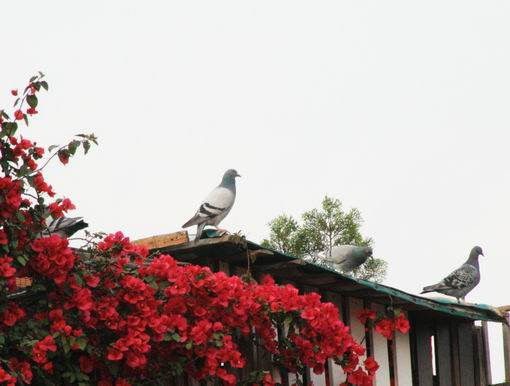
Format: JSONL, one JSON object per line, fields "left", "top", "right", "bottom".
{"left": 262, "top": 196, "right": 387, "bottom": 282}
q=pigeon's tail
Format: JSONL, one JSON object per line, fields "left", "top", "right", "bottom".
{"left": 421, "top": 284, "right": 440, "bottom": 294}
{"left": 194, "top": 222, "right": 206, "bottom": 242}
{"left": 182, "top": 214, "right": 201, "bottom": 228}
{"left": 62, "top": 219, "right": 88, "bottom": 237}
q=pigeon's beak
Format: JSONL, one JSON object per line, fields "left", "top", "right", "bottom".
{"left": 236, "top": 173, "right": 241, "bottom": 178}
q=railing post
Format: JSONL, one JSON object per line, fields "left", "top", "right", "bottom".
{"left": 481, "top": 321, "right": 492, "bottom": 385}
{"left": 503, "top": 313, "right": 510, "bottom": 383}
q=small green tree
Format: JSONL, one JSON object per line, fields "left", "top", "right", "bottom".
{"left": 262, "top": 196, "right": 388, "bottom": 282}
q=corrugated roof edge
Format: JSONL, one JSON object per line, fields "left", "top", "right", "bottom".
{"left": 168, "top": 230, "right": 507, "bottom": 323}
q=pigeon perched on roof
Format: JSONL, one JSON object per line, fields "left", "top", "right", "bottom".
{"left": 319, "top": 245, "right": 373, "bottom": 273}
{"left": 45, "top": 216, "right": 88, "bottom": 238}
{"left": 421, "top": 246, "right": 484, "bottom": 303}
{"left": 182, "top": 169, "right": 240, "bottom": 242}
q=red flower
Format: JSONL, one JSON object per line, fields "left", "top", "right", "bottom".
{"left": 9, "top": 358, "right": 32, "bottom": 384}
{"left": 364, "top": 356, "right": 379, "bottom": 374}
{"left": 2, "top": 303, "right": 25, "bottom": 327}
{"left": 84, "top": 274, "right": 100, "bottom": 288}
{"left": 58, "top": 151, "right": 69, "bottom": 165}
{"left": 0, "top": 230, "right": 8, "bottom": 245}
{"left": 375, "top": 318, "right": 394, "bottom": 340}
{"left": 14, "top": 110, "right": 24, "bottom": 121}
{"left": 79, "top": 356, "right": 94, "bottom": 373}
{"left": 394, "top": 313, "right": 410, "bottom": 334}
{"left": 357, "top": 309, "right": 376, "bottom": 325}
{"left": 27, "top": 107, "right": 38, "bottom": 115}
{"left": 0, "top": 256, "right": 16, "bottom": 278}
{"left": 11, "top": 89, "right": 18, "bottom": 96}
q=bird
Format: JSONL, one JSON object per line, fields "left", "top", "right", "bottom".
{"left": 319, "top": 245, "right": 373, "bottom": 273}
{"left": 421, "top": 246, "right": 484, "bottom": 303}
{"left": 45, "top": 216, "right": 89, "bottom": 238}
{"left": 182, "top": 169, "right": 240, "bottom": 242}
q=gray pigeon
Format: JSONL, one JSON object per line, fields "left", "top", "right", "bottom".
{"left": 320, "top": 245, "right": 373, "bottom": 273}
{"left": 182, "top": 169, "right": 240, "bottom": 241}
{"left": 45, "top": 216, "right": 88, "bottom": 238}
{"left": 421, "top": 246, "right": 484, "bottom": 303}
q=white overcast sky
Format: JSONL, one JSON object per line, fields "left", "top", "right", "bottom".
{"left": 2, "top": 1, "right": 510, "bottom": 380}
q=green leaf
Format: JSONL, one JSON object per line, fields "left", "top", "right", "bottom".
{"left": 83, "top": 141, "right": 91, "bottom": 154}
{"left": 2, "top": 121, "right": 18, "bottom": 136}
{"left": 40, "top": 81, "right": 49, "bottom": 91}
{"left": 23, "top": 114, "right": 29, "bottom": 127}
{"left": 74, "top": 273, "right": 84, "bottom": 286}
{"left": 13, "top": 98, "right": 20, "bottom": 107}
{"left": 29, "top": 75, "right": 38, "bottom": 83}
{"left": 16, "top": 255, "right": 28, "bottom": 267}
{"left": 75, "top": 337, "right": 87, "bottom": 350}
{"left": 62, "top": 337, "right": 71, "bottom": 353}
{"left": 67, "top": 140, "right": 80, "bottom": 155}
{"left": 48, "top": 144, "right": 59, "bottom": 152}
{"left": 27, "top": 94, "right": 38, "bottom": 108}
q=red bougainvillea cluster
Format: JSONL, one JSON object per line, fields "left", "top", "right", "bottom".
{"left": 0, "top": 74, "right": 410, "bottom": 386}
{"left": 357, "top": 308, "right": 410, "bottom": 340}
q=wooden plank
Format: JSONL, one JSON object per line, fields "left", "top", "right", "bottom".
{"left": 132, "top": 231, "right": 189, "bottom": 249}
{"left": 347, "top": 297, "right": 367, "bottom": 362}
{"left": 369, "top": 303, "right": 391, "bottom": 386}
{"left": 303, "top": 286, "right": 327, "bottom": 386}
{"left": 473, "top": 326, "right": 487, "bottom": 386}
{"left": 324, "top": 292, "right": 346, "bottom": 386}
{"left": 457, "top": 322, "right": 476, "bottom": 386}
{"left": 412, "top": 318, "right": 433, "bottom": 386}
{"left": 482, "top": 321, "right": 493, "bottom": 385}
{"left": 450, "top": 321, "right": 461, "bottom": 386}
{"left": 393, "top": 310, "right": 413, "bottom": 386}
{"left": 435, "top": 320, "right": 453, "bottom": 386}
{"left": 503, "top": 314, "right": 510, "bottom": 382}
{"left": 219, "top": 261, "right": 230, "bottom": 275}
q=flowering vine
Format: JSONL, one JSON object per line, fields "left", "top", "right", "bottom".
{"left": 357, "top": 307, "right": 410, "bottom": 339}
{"left": 0, "top": 74, "right": 411, "bottom": 386}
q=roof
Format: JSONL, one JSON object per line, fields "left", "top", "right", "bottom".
{"left": 137, "top": 230, "right": 507, "bottom": 323}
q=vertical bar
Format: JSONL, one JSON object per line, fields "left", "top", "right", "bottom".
{"left": 457, "top": 322, "right": 475, "bottom": 386}
{"left": 411, "top": 317, "right": 433, "bottom": 386}
{"left": 324, "top": 291, "right": 347, "bottom": 386}
{"left": 393, "top": 311, "right": 413, "bottom": 386}
{"left": 347, "top": 297, "right": 367, "bottom": 362}
{"left": 481, "top": 321, "right": 492, "bottom": 385}
{"left": 303, "top": 285, "right": 327, "bottom": 386}
{"left": 219, "top": 261, "right": 230, "bottom": 275}
{"left": 473, "top": 326, "right": 486, "bottom": 386}
{"left": 369, "top": 303, "right": 391, "bottom": 386}
{"left": 503, "top": 314, "right": 510, "bottom": 382}
{"left": 435, "top": 320, "right": 453, "bottom": 386}
{"left": 449, "top": 321, "right": 461, "bottom": 386}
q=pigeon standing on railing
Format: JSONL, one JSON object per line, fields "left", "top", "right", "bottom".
{"left": 421, "top": 246, "right": 484, "bottom": 303}
{"left": 182, "top": 169, "right": 240, "bottom": 242}
{"left": 45, "top": 216, "right": 89, "bottom": 238}
{"left": 319, "top": 245, "right": 373, "bottom": 273}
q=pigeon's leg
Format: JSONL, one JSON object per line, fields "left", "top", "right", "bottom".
{"left": 194, "top": 223, "right": 206, "bottom": 242}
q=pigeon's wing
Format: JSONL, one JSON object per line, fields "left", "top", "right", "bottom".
{"left": 440, "top": 264, "right": 478, "bottom": 289}
{"left": 424, "top": 264, "right": 478, "bottom": 292}
{"left": 47, "top": 217, "right": 88, "bottom": 237}
{"left": 182, "top": 187, "right": 235, "bottom": 228}
{"left": 324, "top": 245, "right": 355, "bottom": 264}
